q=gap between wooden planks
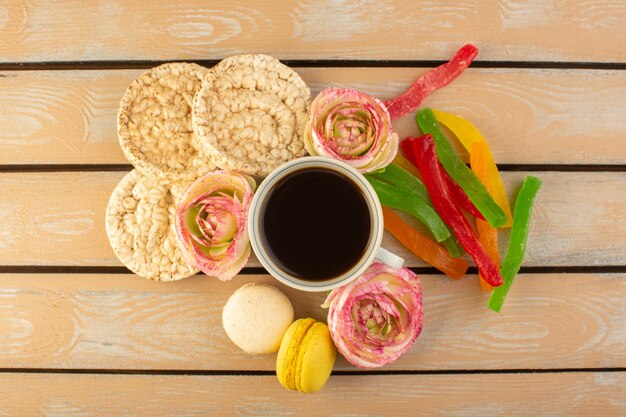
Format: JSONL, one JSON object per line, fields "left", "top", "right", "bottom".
{"left": 1, "top": 68, "right": 625, "bottom": 165}
{"left": 2, "top": 1, "right": 626, "bottom": 63}
{"left": 0, "top": 273, "right": 623, "bottom": 371}
{"left": 1, "top": 372, "right": 624, "bottom": 417}
{"left": 0, "top": 171, "right": 623, "bottom": 267}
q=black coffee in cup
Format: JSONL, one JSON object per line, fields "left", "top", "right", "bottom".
{"left": 259, "top": 167, "right": 371, "bottom": 281}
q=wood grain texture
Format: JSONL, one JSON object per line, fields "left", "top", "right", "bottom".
{"left": 1, "top": 2, "right": 624, "bottom": 411}
{"left": 0, "top": 273, "right": 623, "bottom": 371}
{"left": 2, "top": 1, "right": 626, "bottom": 63}
{"left": 1, "top": 68, "right": 626, "bottom": 165}
{"left": 1, "top": 372, "right": 624, "bottom": 417}
{"left": 0, "top": 171, "right": 624, "bottom": 267}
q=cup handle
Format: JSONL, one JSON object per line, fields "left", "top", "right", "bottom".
{"left": 374, "top": 247, "right": 405, "bottom": 270}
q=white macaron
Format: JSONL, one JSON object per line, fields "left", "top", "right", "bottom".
{"left": 222, "top": 283, "right": 294, "bottom": 354}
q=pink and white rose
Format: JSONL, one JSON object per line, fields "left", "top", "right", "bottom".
{"left": 323, "top": 262, "right": 423, "bottom": 368}
{"left": 304, "top": 87, "right": 398, "bottom": 173}
{"left": 175, "top": 170, "right": 255, "bottom": 281}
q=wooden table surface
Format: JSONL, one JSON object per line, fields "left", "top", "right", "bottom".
{"left": 1, "top": 1, "right": 625, "bottom": 416}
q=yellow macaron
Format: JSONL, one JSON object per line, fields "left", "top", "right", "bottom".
{"left": 276, "top": 318, "right": 336, "bottom": 393}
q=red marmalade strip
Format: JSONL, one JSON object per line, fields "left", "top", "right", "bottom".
{"left": 383, "top": 44, "right": 479, "bottom": 120}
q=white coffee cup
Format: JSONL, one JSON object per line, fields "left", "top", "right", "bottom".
{"left": 248, "top": 156, "right": 404, "bottom": 292}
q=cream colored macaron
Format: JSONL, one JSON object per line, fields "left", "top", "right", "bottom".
{"left": 222, "top": 283, "right": 294, "bottom": 354}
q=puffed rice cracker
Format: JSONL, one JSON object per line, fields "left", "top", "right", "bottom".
{"left": 105, "top": 170, "right": 199, "bottom": 281}
{"left": 118, "top": 63, "right": 216, "bottom": 186}
{"left": 192, "top": 54, "right": 311, "bottom": 177}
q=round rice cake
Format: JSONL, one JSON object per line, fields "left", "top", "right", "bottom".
{"left": 105, "top": 169, "right": 198, "bottom": 281}
{"left": 192, "top": 54, "right": 311, "bottom": 177}
{"left": 118, "top": 62, "right": 216, "bottom": 186}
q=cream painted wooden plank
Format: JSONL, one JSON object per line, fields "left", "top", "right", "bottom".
{"left": 1, "top": 68, "right": 625, "bottom": 165}
{"left": 1, "top": 372, "right": 624, "bottom": 417}
{"left": 0, "top": 171, "right": 624, "bottom": 267}
{"left": 2, "top": 1, "right": 626, "bottom": 63}
{"left": 0, "top": 70, "right": 129, "bottom": 165}
{"left": 0, "top": 273, "right": 623, "bottom": 371}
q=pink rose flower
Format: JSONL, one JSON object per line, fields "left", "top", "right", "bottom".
{"left": 175, "top": 170, "right": 255, "bottom": 280}
{"left": 323, "top": 262, "right": 423, "bottom": 368}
